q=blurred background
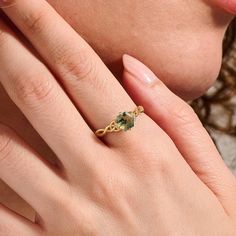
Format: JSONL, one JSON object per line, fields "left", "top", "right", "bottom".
{"left": 192, "top": 18, "right": 236, "bottom": 175}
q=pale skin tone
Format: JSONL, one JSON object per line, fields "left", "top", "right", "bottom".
{"left": 0, "top": 0, "right": 236, "bottom": 235}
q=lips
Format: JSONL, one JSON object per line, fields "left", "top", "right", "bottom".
{"left": 215, "top": 0, "right": 236, "bottom": 14}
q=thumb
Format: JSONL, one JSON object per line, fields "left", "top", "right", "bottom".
{"left": 122, "top": 54, "right": 236, "bottom": 215}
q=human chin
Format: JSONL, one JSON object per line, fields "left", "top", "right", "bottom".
{"left": 104, "top": 32, "right": 223, "bottom": 102}
{"left": 46, "top": 0, "right": 227, "bottom": 101}
{"left": 146, "top": 38, "right": 223, "bottom": 101}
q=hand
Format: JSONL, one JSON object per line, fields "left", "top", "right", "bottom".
{"left": 0, "top": 0, "right": 236, "bottom": 235}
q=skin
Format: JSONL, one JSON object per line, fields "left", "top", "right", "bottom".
{"left": 0, "top": 0, "right": 236, "bottom": 234}
{"left": 46, "top": 0, "right": 232, "bottom": 99}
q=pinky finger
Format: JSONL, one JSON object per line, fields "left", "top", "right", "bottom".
{"left": 0, "top": 204, "right": 42, "bottom": 236}
{"left": 122, "top": 54, "right": 236, "bottom": 215}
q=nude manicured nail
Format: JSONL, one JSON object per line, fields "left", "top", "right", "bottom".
{"left": 122, "top": 54, "right": 158, "bottom": 86}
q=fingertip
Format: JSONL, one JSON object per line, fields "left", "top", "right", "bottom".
{"left": 122, "top": 54, "right": 160, "bottom": 87}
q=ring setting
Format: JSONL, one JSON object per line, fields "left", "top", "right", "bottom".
{"left": 95, "top": 106, "right": 144, "bottom": 137}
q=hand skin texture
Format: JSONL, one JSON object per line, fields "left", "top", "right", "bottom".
{"left": 0, "top": 0, "right": 236, "bottom": 216}
{"left": 0, "top": 0, "right": 236, "bottom": 235}
{"left": 43, "top": 0, "right": 234, "bottom": 99}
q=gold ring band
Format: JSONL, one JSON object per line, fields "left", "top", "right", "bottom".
{"left": 95, "top": 106, "right": 144, "bottom": 137}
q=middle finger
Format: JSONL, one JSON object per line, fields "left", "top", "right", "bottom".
{"left": 1, "top": 0, "right": 157, "bottom": 147}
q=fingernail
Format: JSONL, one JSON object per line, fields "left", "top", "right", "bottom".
{"left": 122, "top": 54, "right": 158, "bottom": 86}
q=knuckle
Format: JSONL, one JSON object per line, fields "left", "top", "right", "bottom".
{"left": 53, "top": 45, "right": 98, "bottom": 83}
{"left": 22, "top": 8, "right": 46, "bottom": 34}
{"left": 171, "top": 102, "right": 200, "bottom": 127}
{"left": 91, "top": 169, "right": 135, "bottom": 205}
{"left": 67, "top": 56, "right": 98, "bottom": 84}
{"left": 48, "top": 190, "right": 68, "bottom": 212}
{"left": 13, "top": 72, "right": 55, "bottom": 107}
{"left": 128, "top": 147, "right": 172, "bottom": 177}
{"left": 45, "top": 182, "right": 79, "bottom": 214}
{"left": 137, "top": 153, "right": 177, "bottom": 188}
{"left": 0, "top": 125, "right": 14, "bottom": 165}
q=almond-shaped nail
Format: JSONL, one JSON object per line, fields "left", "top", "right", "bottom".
{"left": 122, "top": 54, "right": 159, "bottom": 86}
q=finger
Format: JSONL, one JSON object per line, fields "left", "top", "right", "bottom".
{"left": 0, "top": 123, "right": 66, "bottom": 216}
{"left": 122, "top": 54, "right": 236, "bottom": 214}
{"left": 0, "top": 16, "right": 96, "bottom": 168}
{"left": 0, "top": 0, "right": 148, "bottom": 147}
{"left": 0, "top": 204, "right": 41, "bottom": 236}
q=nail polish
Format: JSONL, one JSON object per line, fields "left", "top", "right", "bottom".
{"left": 122, "top": 54, "right": 158, "bottom": 86}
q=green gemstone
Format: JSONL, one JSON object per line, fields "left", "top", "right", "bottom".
{"left": 116, "top": 111, "right": 136, "bottom": 131}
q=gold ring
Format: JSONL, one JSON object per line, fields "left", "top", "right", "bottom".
{"left": 95, "top": 106, "right": 144, "bottom": 137}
